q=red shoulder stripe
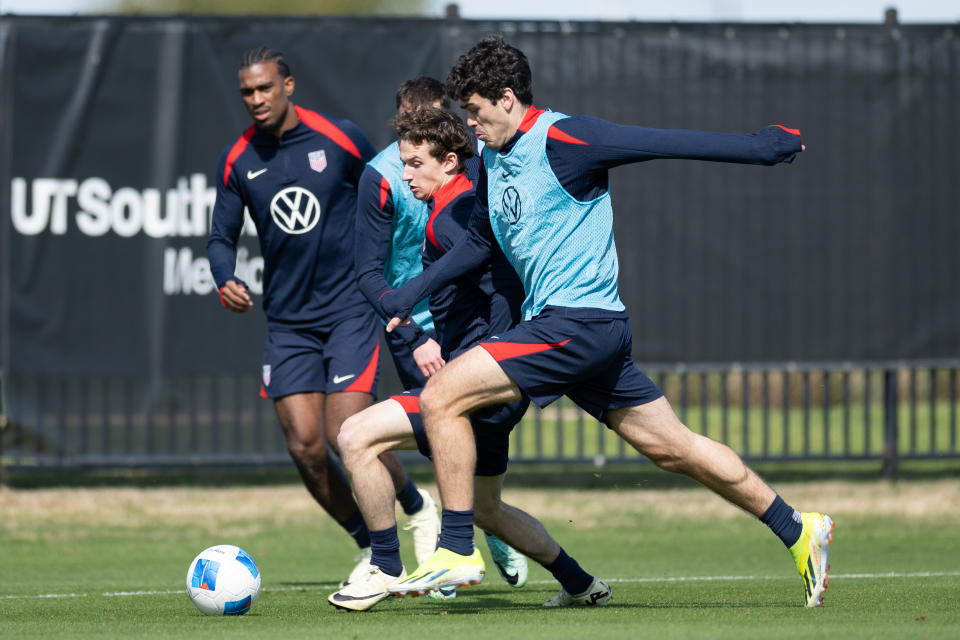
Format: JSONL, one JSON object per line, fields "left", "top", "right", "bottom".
{"left": 379, "top": 176, "right": 391, "bottom": 210}
{"left": 223, "top": 126, "right": 256, "bottom": 186}
{"left": 547, "top": 125, "right": 588, "bottom": 145}
{"left": 295, "top": 105, "right": 362, "bottom": 159}
{"left": 770, "top": 124, "right": 801, "bottom": 136}
{"left": 426, "top": 173, "right": 473, "bottom": 252}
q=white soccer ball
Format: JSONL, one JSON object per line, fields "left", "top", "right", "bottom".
{"left": 185, "top": 544, "right": 261, "bottom": 616}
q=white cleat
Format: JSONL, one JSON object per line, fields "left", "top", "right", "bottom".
{"left": 339, "top": 547, "right": 373, "bottom": 589}
{"left": 543, "top": 577, "right": 612, "bottom": 608}
{"left": 404, "top": 489, "right": 441, "bottom": 566}
{"left": 329, "top": 565, "right": 406, "bottom": 611}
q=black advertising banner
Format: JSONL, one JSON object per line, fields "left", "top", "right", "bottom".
{"left": 2, "top": 17, "right": 959, "bottom": 380}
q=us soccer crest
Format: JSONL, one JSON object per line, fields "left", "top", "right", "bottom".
{"left": 262, "top": 365, "right": 271, "bottom": 387}
{"left": 308, "top": 150, "right": 327, "bottom": 173}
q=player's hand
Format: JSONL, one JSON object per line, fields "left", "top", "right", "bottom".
{"left": 386, "top": 316, "right": 411, "bottom": 332}
{"left": 219, "top": 280, "right": 254, "bottom": 313}
{"left": 413, "top": 338, "right": 445, "bottom": 378}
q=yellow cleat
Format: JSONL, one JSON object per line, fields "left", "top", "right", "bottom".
{"left": 789, "top": 512, "right": 835, "bottom": 607}
{"left": 387, "top": 547, "right": 485, "bottom": 597}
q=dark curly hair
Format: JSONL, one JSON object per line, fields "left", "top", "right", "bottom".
{"left": 395, "top": 76, "right": 449, "bottom": 111}
{"left": 445, "top": 35, "right": 533, "bottom": 106}
{"left": 393, "top": 108, "right": 475, "bottom": 173}
{"left": 239, "top": 46, "right": 291, "bottom": 78}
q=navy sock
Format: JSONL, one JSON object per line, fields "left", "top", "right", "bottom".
{"left": 369, "top": 525, "right": 404, "bottom": 577}
{"left": 395, "top": 479, "right": 424, "bottom": 516}
{"left": 437, "top": 508, "right": 475, "bottom": 556}
{"left": 546, "top": 548, "right": 593, "bottom": 595}
{"left": 339, "top": 510, "right": 371, "bottom": 549}
{"left": 760, "top": 495, "right": 803, "bottom": 548}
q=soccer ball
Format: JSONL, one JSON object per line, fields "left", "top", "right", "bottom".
{"left": 185, "top": 544, "right": 261, "bottom": 616}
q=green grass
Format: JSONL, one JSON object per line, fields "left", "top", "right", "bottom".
{"left": 1, "top": 483, "right": 958, "bottom": 639}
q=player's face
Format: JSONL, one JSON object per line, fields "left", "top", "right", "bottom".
{"left": 238, "top": 62, "right": 294, "bottom": 132}
{"left": 461, "top": 92, "right": 513, "bottom": 150}
{"left": 399, "top": 140, "right": 452, "bottom": 202}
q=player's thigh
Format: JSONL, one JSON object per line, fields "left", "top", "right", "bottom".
{"left": 338, "top": 396, "right": 419, "bottom": 457}
{"left": 325, "top": 391, "right": 374, "bottom": 442}
{"left": 273, "top": 392, "right": 325, "bottom": 446}
{"left": 605, "top": 395, "right": 694, "bottom": 457}
{"left": 421, "top": 345, "right": 521, "bottom": 417}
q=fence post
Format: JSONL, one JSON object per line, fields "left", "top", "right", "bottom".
{"left": 882, "top": 367, "right": 899, "bottom": 478}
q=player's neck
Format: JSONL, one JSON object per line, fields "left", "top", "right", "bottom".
{"left": 270, "top": 104, "right": 300, "bottom": 138}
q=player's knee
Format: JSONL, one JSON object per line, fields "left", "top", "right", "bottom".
{"left": 284, "top": 431, "right": 327, "bottom": 466}
{"left": 336, "top": 415, "right": 371, "bottom": 463}
{"left": 419, "top": 384, "right": 448, "bottom": 424}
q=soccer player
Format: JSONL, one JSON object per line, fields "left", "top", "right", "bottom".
{"left": 328, "top": 107, "right": 609, "bottom": 611}
{"left": 207, "top": 47, "right": 439, "bottom": 588}
{"left": 381, "top": 36, "right": 834, "bottom": 608}
{"left": 353, "top": 76, "right": 527, "bottom": 591}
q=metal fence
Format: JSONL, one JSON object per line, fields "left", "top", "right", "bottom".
{"left": 3, "top": 360, "right": 958, "bottom": 477}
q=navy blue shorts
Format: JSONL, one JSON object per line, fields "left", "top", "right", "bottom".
{"left": 384, "top": 328, "right": 438, "bottom": 391}
{"left": 477, "top": 306, "right": 662, "bottom": 420}
{"left": 391, "top": 390, "right": 530, "bottom": 477}
{"left": 261, "top": 311, "right": 380, "bottom": 398}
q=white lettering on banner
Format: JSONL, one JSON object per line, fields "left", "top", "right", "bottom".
{"left": 9, "top": 174, "right": 249, "bottom": 239}
{"left": 163, "top": 246, "right": 263, "bottom": 296}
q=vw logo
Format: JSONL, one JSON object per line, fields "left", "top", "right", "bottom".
{"left": 270, "top": 186, "right": 321, "bottom": 234}
{"left": 501, "top": 186, "right": 522, "bottom": 224}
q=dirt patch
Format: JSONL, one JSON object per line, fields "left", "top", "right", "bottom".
{"left": 1, "top": 480, "right": 957, "bottom": 538}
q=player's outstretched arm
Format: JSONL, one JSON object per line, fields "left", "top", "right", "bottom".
{"left": 382, "top": 205, "right": 494, "bottom": 328}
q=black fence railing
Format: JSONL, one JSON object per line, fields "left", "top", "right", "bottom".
{"left": 2, "top": 361, "right": 959, "bottom": 477}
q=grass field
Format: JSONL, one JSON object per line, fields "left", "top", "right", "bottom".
{"left": 1, "top": 477, "right": 958, "bottom": 639}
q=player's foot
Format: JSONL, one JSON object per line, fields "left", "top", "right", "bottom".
{"left": 328, "top": 565, "right": 406, "bottom": 611}
{"left": 339, "top": 547, "right": 373, "bottom": 588}
{"left": 425, "top": 586, "right": 457, "bottom": 600}
{"left": 483, "top": 532, "right": 528, "bottom": 588}
{"left": 543, "top": 577, "right": 612, "bottom": 607}
{"left": 388, "top": 547, "right": 485, "bottom": 597}
{"left": 789, "top": 512, "right": 834, "bottom": 607}
{"left": 403, "top": 489, "right": 441, "bottom": 566}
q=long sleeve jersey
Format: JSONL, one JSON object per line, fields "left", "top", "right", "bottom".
{"left": 381, "top": 107, "right": 802, "bottom": 321}
{"left": 208, "top": 105, "right": 376, "bottom": 330}
{"left": 419, "top": 172, "right": 524, "bottom": 359}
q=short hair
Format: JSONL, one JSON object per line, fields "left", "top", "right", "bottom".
{"left": 395, "top": 76, "right": 449, "bottom": 111}
{"left": 393, "top": 108, "right": 474, "bottom": 173}
{"left": 239, "top": 46, "right": 291, "bottom": 78}
{"left": 445, "top": 35, "right": 533, "bottom": 106}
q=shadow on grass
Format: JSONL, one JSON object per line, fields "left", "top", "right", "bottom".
{"left": 2, "top": 458, "right": 958, "bottom": 489}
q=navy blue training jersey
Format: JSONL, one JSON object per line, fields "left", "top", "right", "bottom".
{"left": 208, "top": 105, "right": 376, "bottom": 329}
{"left": 420, "top": 173, "right": 524, "bottom": 359}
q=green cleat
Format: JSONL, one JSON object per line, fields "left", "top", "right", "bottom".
{"left": 484, "top": 532, "right": 528, "bottom": 588}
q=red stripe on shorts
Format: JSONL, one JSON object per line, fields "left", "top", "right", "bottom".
{"left": 344, "top": 342, "right": 379, "bottom": 393}
{"left": 390, "top": 394, "right": 420, "bottom": 414}
{"left": 479, "top": 338, "right": 571, "bottom": 362}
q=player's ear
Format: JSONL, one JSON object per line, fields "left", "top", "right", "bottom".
{"left": 442, "top": 151, "right": 458, "bottom": 173}
{"left": 500, "top": 88, "right": 515, "bottom": 111}
{"left": 284, "top": 75, "right": 295, "bottom": 97}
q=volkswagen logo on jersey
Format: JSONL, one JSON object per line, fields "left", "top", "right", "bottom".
{"left": 502, "top": 186, "right": 522, "bottom": 224}
{"left": 269, "top": 186, "right": 322, "bottom": 234}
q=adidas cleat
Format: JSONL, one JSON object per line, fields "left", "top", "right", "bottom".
{"left": 789, "top": 512, "right": 834, "bottom": 607}
{"left": 388, "top": 547, "right": 485, "bottom": 597}
{"left": 543, "top": 577, "right": 612, "bottom": 607}
{"left": 329, "top": 565, "right": 406, "bottom": 612}
{"left": 339, "top": 547, "right": 373, "bottom": 589}
{"left": 403, "top": 489, "right": 441, "bottom": 566}
{"left": 484, "top": 532, "right": 528, "bottom": 588}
